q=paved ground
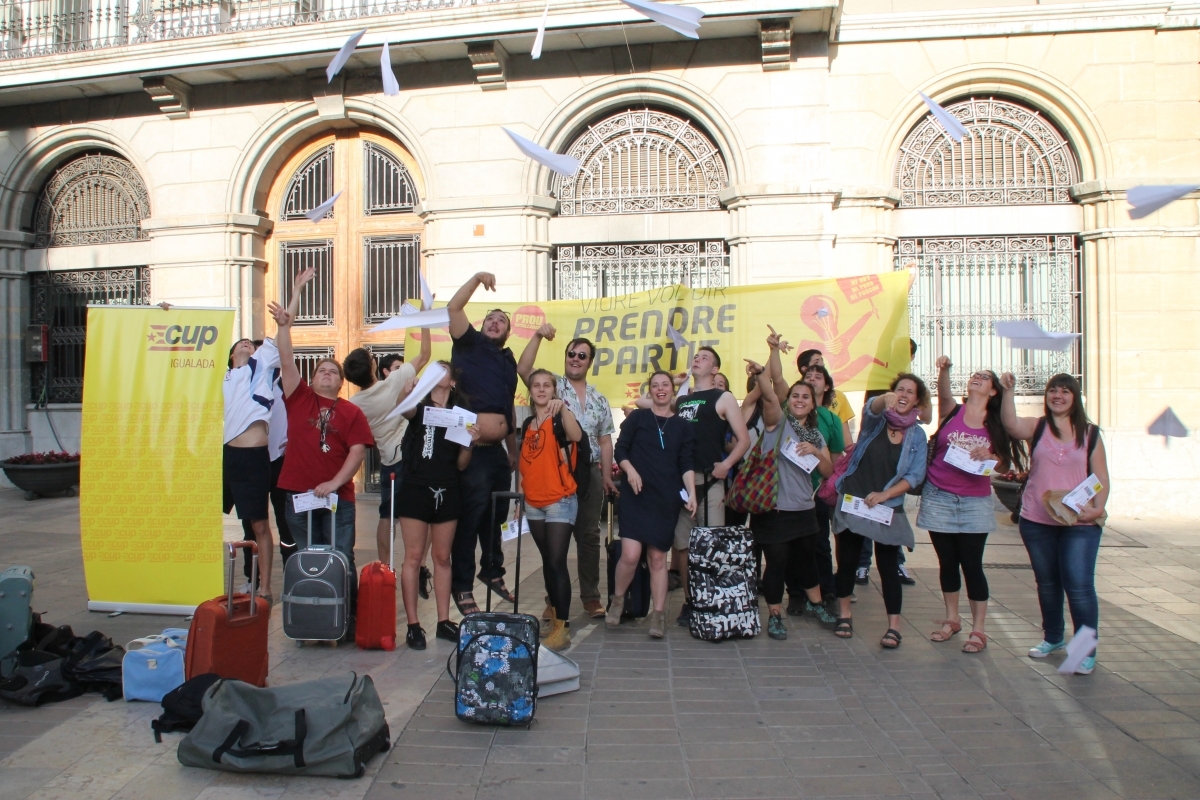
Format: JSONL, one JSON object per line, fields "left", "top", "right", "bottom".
{"left": 2, "top": 487, "right": 1200, "bottom": 799}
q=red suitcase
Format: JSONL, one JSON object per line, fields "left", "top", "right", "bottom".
{"left": 185, "top": 541, "right": 270, "bottom": 686}
{"left": 357, "top": 472, "right": 398, "bottom": 651}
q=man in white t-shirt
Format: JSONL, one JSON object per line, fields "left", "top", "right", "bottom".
{"left": 345, "top": 333, "right": 431, "bottom": 563}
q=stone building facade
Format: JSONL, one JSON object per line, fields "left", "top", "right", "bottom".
{"left": 0, "top": 0, "right": 1195, "bottom": 516}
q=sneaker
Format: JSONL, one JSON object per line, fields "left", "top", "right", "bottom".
{"left": 676, "top": 603, "right": 693, "bottom": 627}
{"left": 1028, "top": 639, "right": 1066, "bottom": 658}
{"left": 435, "top": 620, "right": 459, "bottom": 642}
{"left": 767, "top": 613, "right": 787, "bottom": 640}
{"left": 898, "top": 565, "right": 916, "bottom": 586}
{"left": 850, "top": 592, "right": 857, "bottom": 603}
{"left": 805, "top": 599, "right": 838, "bottom": 628}
{"left": 667, "top": 570, "right": 681, "bottom": 592}
{"left": 237, "top": 581, "right": 253, "bottom": 595}
{"left": 418, "top": 566, "right": 432, "bottom": 600}
{"left": 405, "top": 624, "right": 426, "bottom": 651}
{"left": 854, "top": 567, "right": 868, "bottom": 586}
{"left": 1076, "top": 655, "right": 1097, "bottom": 675}
{"left": 785, "top": 597, "right": 805, "bottom": 617}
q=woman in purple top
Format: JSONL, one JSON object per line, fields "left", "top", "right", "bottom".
{"left": 1000, "top": 372, "right": 1109, "bottom": 675}
{"left": 918, "top": 357, "right": 1024, "bottom": 653}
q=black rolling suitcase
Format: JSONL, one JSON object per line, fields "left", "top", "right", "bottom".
{"left": 282, "top": 508, "right": 352, "bottom": 643}
{"left": 687, "top": 478, "right": 759, "bottom": 641}
{"left": 605, "top": 494, "right": 650, "bottom": 620}
{"left": 448, "top": 492, "right": 540, "bottom": 726}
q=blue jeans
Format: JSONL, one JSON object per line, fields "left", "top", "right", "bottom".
{"left": 284, "top": 497, "right": 358, "bottom": 613}
{"left": 1019, "top": 518, "right": 1101, "bottom": 644}
{"left": 451, "top": 444, "right": 513, "bottom": 594}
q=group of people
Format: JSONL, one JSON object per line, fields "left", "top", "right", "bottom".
{"left": 221, "top": 269, "right": 1109, "bottom": 672}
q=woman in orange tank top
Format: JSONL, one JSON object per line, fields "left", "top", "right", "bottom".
{"left": 519, "top": 369, "right": 584, "bottom": 651}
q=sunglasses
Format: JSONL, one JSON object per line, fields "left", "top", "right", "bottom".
{"left": 566, "top": 350, "right": 591, "bottom": 360}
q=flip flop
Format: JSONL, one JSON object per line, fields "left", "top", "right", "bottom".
{"left": 962, "top": 631, "right": 988, "bottom": 653}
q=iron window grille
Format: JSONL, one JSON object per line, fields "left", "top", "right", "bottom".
{"left": 30, "top": 266, "right": 150, "bottom": 404}
{"left": 292, "top": 346, "right": 335, "bottom": 384}
{"left": 895, "top": 97, "right": 1080, "bottom": 208}
{"left": 33, "top": 152, "right": 151, "bottom": 248}
{"left": 554, "top": 109, "right": 729, "bottom": 217}
{"left": 896, "top": 235, "right": 1082, "bottom": 396}
{"left": 280, "top": 239, "right": 334, "bottom": 325}
{"left": 363, "top": 141, "right": 418, "bottom": 215}
{"left": 553, "top": 240, "right": 729, "bottom": 300}
{"left": 282, "top": 145, "right": 334, "bottom": 221}
{"left": 362, "top": 235, "right": 421, "bottom": 324}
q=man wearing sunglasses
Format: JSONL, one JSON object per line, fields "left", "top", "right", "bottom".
{"left": 518, "top": 323, "right": 617, "bottom": 619}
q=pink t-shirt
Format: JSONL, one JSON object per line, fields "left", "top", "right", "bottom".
{"left": 926, "top": 408, "right": 993, "bottom": 497}
{"left": 1021, "top": 428, "right": 1089, "bottom": 526}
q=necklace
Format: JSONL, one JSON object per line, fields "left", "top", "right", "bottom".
{"left": 654, "top": 413, "right": 669, "bottom": 449}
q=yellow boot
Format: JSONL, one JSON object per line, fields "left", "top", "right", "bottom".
{"left": 543, "top": 615, "right": 571, "bottom": 651}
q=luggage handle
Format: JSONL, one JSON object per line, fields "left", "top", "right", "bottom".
{"left": 304, "top": 508, "right": 339, "bottom": 553}
{"left": 212, "top": 709, "right": 307, "bottom": 768}
{"left": 225, "top": 542, "right": 259, "bottom": 622}
{"left": 388, "top": 471, "right": 396, "bottom": 570}
{"left": 487, "top": 491, "right": 524, "bottom": 614}
{"left": 126, "top": 633, "right": 185, "bottom": 652}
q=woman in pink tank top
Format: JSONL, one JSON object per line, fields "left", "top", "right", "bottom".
{"left": 1000, "top": 373, "right": 1110, "bottom": 676}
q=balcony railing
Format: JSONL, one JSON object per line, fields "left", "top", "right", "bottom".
{"left": 0, "top": 0, "right": 516, "bottom": 59}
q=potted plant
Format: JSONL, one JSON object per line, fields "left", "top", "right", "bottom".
{"left": 2, "top": 451, "right": 81, "bottom": 500}
{"left": 991, "top": 469, "right": 1027, "bottom": 523}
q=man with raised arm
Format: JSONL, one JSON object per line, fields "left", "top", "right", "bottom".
{"left": 446, "top": 272, "right": 520, "bottom": 616}
{"left": 268, "top": 267, "right": 374, "bottom": 639}
{"left": 518, "top": 323, "right": 618, "bottom": 619}
{"left": 672, "top": 345, "right": 751, "bottom": 626}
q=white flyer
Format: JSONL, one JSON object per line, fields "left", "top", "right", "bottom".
{"left": 501, "top": 516, "right": 531, "bottom": 541}
{"left": 292, "top": 491, "right": 338, "bottom": 514}
{"left": 840, "top": 494, "right": 893, "bottom": 525}
{"left": 1063, "top": 473, "right": 1103, "bottom": 513}
{"left": 384, "top": 362, "right": 448, "bottom": 421}
{"left": 781, "top": 443, "right": 820, "bottom": 473}
{"left": 423, "top": 405, "right": 475, "bottom": 429}
{"left": 943, "top": 445, "right": 998, "bottom": 476}
{"left": 679, "top": 488, "right": 689, "bottom": 502}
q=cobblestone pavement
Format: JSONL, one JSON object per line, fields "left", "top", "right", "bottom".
{"left": 2, "top": 487, "right": 1200, "bottom": 799}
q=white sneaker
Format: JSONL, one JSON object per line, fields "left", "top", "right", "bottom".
{"left": 854, "top": 567, "right": 869, "bottom": 585}
{"left": 237, "top": 581, "right": 253, "bottom": 595}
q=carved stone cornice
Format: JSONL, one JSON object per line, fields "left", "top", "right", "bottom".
{"left": 142, "top": 75, "right": 192, "bottom": 119}
{"left": 467, "top": 40, "right": 509, "bottom": 91}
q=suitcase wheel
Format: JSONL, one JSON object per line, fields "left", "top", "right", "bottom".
{"left": 381, "top": 636, "right": 395, "bottom": 651}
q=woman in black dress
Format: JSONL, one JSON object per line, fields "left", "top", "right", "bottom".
{"left": 609, "top": 371, "right": 697, "bottom": 638}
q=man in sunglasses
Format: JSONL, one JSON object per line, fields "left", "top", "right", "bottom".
{"left": 518, "top": 324, "right": 618, "bottom": 619}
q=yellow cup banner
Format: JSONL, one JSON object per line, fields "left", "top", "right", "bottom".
{"left": 80, "top": 306, "right": 234, "bottom": 610}
{"left": 408, "top": 271, "right": 911, "bottom": 405}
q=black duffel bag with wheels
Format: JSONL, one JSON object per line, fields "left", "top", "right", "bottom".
{"left": 177, "top": 672, "right": 390, "bottom": 778}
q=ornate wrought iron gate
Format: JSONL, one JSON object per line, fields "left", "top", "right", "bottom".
{"left": 552, "top": 240, "right": 729, "bottom": 300}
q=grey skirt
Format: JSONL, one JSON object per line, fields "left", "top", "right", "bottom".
{"left": 833, "top": 503, "right": 915, "bottom": 549}
{"left": 916, "top": 483, "right": 997, "bottom": 534}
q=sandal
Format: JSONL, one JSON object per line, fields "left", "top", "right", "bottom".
{"left": 485, "top": 578, "right": 515, "bottom": 603}
{"left": 930, "top": 619, "right": 962, "bottom": 642}
{"left": 962, "top": 631, "right": 988, "bottom": 653}
{"left": 881, "top": 629, "right": 902, "bottom": 649}
{"left": 453, "top": 591, "right": 480, "bottom": 617}
{"left": 834, "top": 618, "right": 853, "bottom": 639}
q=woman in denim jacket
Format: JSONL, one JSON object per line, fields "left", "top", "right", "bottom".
{"left": 832, "top": 373, "right": 930, "bottom": 648}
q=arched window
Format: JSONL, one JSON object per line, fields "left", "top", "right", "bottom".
{"left": 34, "top": 152, "right": 151, "bottom": 248}
{"left": 554, "top": 109, "right": 728, "bottom": 216}
{"left": 895, "top": 97, "right": 1080, "bottom": 208}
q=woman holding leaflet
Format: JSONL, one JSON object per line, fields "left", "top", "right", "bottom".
{"left": 1000, "top": 372, "right": 1109, "bottom": 675}
{"left": 609, "top": 371, "right": 697, "bottom": 638}
{"left": 918, "top": 357, "right": 1023, "bottom": 653}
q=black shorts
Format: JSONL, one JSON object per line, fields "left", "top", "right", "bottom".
{"left": 223, "top": 445, "right": 271, "bottom": 521}
{"left": 378, "top": 464, "right": 402, "bottom": 519}
{"left": 395, "top": 482, "right": 461, "bottom": 525}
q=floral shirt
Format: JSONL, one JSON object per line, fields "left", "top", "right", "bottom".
{"left": 555, "top": 375, "right": 615, "bottom": 463}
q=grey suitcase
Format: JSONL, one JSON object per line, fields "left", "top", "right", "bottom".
{"left": 282, "top": 511, "right": 350, "bottom": 642}
{"left": 177, "top": 671, "right": 390, "bottom": 778}
{"left": 0, "top": 567, "right": 34, "bottom": 658}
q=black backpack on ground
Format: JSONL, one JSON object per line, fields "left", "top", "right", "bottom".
{"left": 152, "top": 672, "right": 222, "bottom": 742}
{"left": 63, "top": 631, "right": 125, "bottom": 701}
{"left": 0, "top": 649, "right": 85, "bottom": 707}
{"left": 520, "top": 413, "right": 591, "bottom": 496}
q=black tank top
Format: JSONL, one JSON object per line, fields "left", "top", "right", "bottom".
{"left": 676, "top": 388, "right": 729, "bottom": 475}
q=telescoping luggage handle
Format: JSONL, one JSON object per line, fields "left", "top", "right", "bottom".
{"left": 389, "top": 472, "right": 396, "bottom": 570}
{"left": 486, "top": 491, "right": 525, "bottom": 614}
{"left": 304, "top": 506, "right": 339, "bottom": 554}
{"left": 225, "top": 542, "right": 259, "bottom": 622}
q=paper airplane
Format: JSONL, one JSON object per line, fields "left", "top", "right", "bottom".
{"left": 381, "top": 41, "right": 400, "bottom": 96}
{"left": 532, "top": 0, "right": 549, "bottom": 59}
{"left": 502, "top": 128, "right": 580, "bottom": 176}
{"left": 419, "top": 271, "right": 434, "bottom": 310}
{"left": 304, "top": 190, "right": 342, "bottom": 223}
{"left": 919, "top": 92, "right": 968, "bottom": 143}
{"left": 1057, "top": 625, "right": 1098, "bottom": 675}
{"left": 1148, "top": 407, "right": 1188, "bottom": 442}
{"left": 994, "top": 320, "right": 1081, "bottom": 352}
{"left": 327, "top": 29, "right": 366, "bottom": 83}
{"left": 666, "top": 325, "right": 688, "bottom": 351}
{"left": 385, "top": 362, "right": 447, "bottom": 420}
{"left": 1127, "top": 185, "right": 1199, "bottom": 220}
{"left": 371, "top": 307, "right": 450, "bottom": 333}
{"left": 620, "top": 0, "right": 704, "bottom": 39}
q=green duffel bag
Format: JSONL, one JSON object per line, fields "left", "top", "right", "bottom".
{"left": 177, "top": 672, "right": 389, "bottom": 778}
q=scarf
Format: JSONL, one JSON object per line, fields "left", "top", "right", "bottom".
{"left": 884, "top": 406, "right": 920, "bottom": 431}
{"left": 785, "top": 412, "right": 825, "bottom": 447}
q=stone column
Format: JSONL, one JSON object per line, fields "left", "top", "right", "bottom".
{"left": 0, "top": 230, "right": 34, "bottom": 469}
{"left": 718, "top": 185, "right": 839, "bottom": 284}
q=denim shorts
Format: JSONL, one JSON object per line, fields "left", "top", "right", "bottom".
{"left": 525, "top": 494, "right": 578, "bottom": 525}
{"left": 917, "top": 483, "right": 997, "bottom": 534}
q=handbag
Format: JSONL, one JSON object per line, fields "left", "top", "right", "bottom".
{"left": 726, "top": 425, "right": 785, "bottom": 515}
{"left": 816, "top": 443, "right": 855, "bottom": 507}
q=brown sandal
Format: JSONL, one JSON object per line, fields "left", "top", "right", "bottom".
{"left": 962, "top": 631, "right": 988, "bottom": 653}
{"left": 485, "top": 578, "right": 515, "bottom": 603}
{"left": 930, "top": 619, "right": 962, "bottom": 642}
{"left": 453, "top": 591, "right": 480, "bottom": 617}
